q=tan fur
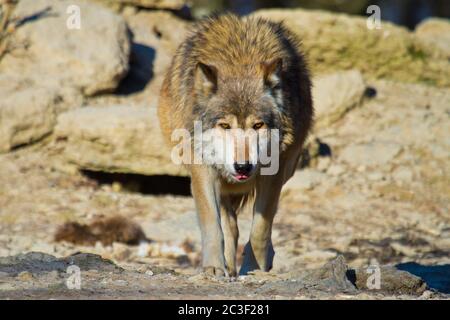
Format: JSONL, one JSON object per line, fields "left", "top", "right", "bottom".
{"left": 158, "top": 13, "right": 313, "bottom": 277}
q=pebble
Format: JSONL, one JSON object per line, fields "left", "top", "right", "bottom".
{"left": 17, "top": 271, "right": 34, "bottom": 281}
{"left": 392, "top": 167, "right": 413, "bottom": 183}
{"left": 112, "top": 242, "right": 132, "bottom": 261}
{"left": 327, "top": 164, "right": 345, "bottom": 176}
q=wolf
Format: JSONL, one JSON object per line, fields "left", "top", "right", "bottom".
{"left": 158, "top": 13, "right": 313, "bottom": 277}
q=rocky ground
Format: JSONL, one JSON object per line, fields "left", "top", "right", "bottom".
{"left": 0, "top": 0, "right": 449, "bottom": 299}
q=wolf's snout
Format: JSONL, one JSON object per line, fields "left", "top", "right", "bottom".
{"left": 234, "top": 162, "right": 253, "bottom": 175}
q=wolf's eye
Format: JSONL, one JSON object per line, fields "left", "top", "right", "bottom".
{"left": 253, "top": 122, "right": 264, "bottom": 130}
{"left": 218, "top": 123, "right": 231, "bottom": 130}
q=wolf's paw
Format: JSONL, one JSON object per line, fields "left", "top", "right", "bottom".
{"left": 202, "top": 266, "right": 233, "bottom": 281}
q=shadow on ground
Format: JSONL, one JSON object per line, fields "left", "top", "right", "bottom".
{"left": 396, "top": 262, "right": 450, "bottom": 294}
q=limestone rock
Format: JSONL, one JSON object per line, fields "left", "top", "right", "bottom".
{"left": 354, "top": 265, "right": 427, "bottom": 295}
{"left": 55, "top": 105, "right": 187, "bottom": 176}
{"left": 253, "top": 9, "right": 450, "bottom": 87}
{"left": 119, "top": 10, "right": 189, "bottom": 100}
{"left": 415, "top": 18, "right": 450, "bottom": 59}
{"left": 1, "top": 0, "right": 130, "bottom": 96}
{"left": 0, "top": 252, "right": 122, "bottom": 276}
{"left": 0, "top": 75, "right": 82, "bottom": 152}
{"left": 94, "top": 0, "right": 188, "bottom": 11}
{"left": 313, "top": 70, "right": 366, "bottom": 128}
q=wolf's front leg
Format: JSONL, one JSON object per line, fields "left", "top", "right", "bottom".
{"left": 240, "top": 175, "right": 283, "bottom": 275}
{"left": 190, "top": 165, "right": 228, "bottom": 277}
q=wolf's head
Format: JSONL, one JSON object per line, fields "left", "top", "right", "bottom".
{"left": 191, "top": 59, "right": 284, "bottom": 183}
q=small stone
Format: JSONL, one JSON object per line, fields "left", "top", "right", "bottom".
{"left": 17, "top": 271, "right": 34, "bottom": 281}
{"left": 114, "top": 280, "right": 128, "bottom": 286}
{"left": 327, "top": 164, "right": 345, "bottom": 176}
{"left": 419, "top": 290, "right": 434, "bottom": 300}
{"left": 145, "top": 270, "right": 154, "bottom": 276}
{"left": 112, "top": 182, "right": 123, "bottom": 193}
{"left": 392, "top": 167, "right": 413, "bottom": 183}
{"left": 390, "top": 242, "right": 416, "bottom": 256}
{"left": 316, "top": 157, "right": 331, "bottom": 172}
{"left": 367, "top": 171, "right": 384, "bottom": 181}
{"left": 112, "top": 242, "right": 132, "bottom": 261}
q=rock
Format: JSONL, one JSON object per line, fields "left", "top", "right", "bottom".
{"left": 112, "top": 242, "right": 132, "bottom": 261}
{"left": 299, "top": 136, "right": 332, "bottom": 168}
{"left": 55, "top": 105, "right": 187, "bottom": 176}
{"left": 17, "top": 271, "right": 34, "bottom": 281}
{"left": 0, "top": 252, "right": 65, "bottom": 276}
{"left": 0, "top": 252, "right": 122, "bottom": 276}
{"left": 354, "top": 265, "right": 427, "bottom": 295}
{"left": 415, "top": 18, "right": 450, "bottom": 59}
{"left": 313, "top": 70, "right": 366, "bottom": 128}
{"left": 119, "top": 11, "right": 188, "bottom": 99}
{"left": 94, "top": 0, "right": 188, "bottom": 11}
{"left": 1, "top": 0, "right": 130, "bottom": 96}
{"left": 392, "top": 167, "right": 414, "bottom": 183}
{"left": 0, "top": 75, "right": 82, "bottom": 152}
{"left": 258, "top": 255, "right": 357, "bottom": 295}
{"left": 283, "top": 169, "right": 326, "bottom": 191}
{"left": 327, "top": 164, "right": 346, "bottom": 177}
{"left": 367, "top": 171, "right": 384, "bottom": 181}
{"left": 338, "top": 142, "right": 401, "bottom": 167}
{"left": 62, "top": 253, "right": 123, "bottom": 273}
{"left": 316, "top": 157, "right": 331, "bottom": 172}
{"left": 303, "top": 255, "right": 356, "bottom": 292}
{"left": 252, "top": 9, "right": 450, "bottom": 87}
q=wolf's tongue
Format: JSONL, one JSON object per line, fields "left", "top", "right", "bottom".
{"left": 236, "top": 174, "right": 249, "bottom": 180}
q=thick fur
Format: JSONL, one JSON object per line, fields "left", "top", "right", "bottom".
{"left": 54, "top": 216, "right": 147, "bottom": 246}
{"left": 158, "top": 13, "right": 313, "bottom": 276}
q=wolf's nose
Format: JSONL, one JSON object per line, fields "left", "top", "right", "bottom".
{"left": 234, "top": 162, "right": 253, "bottom": 174}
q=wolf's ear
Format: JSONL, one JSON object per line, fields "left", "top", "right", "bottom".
{"left": 197, "top": 62, "right": 218, "bottom": 93}
{"left": 261, "top": 58, "right": 282, "bottom": 88}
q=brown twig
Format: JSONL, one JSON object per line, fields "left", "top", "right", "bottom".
{"left": 0, "top": 0, "right": 18, "bottom": 61}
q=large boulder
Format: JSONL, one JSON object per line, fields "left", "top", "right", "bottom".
{"left": 312, "top": 70, "right": 366, "bottom": 129}
{"left": 252, "top": 9, "right": 450, "bottom": 87}
{"left": 0, "top": 74, "right": 82, "bottom": 152}
{"left": 54, "top": 105, "right": 187, "bottom": 176}
{"left": 118, "top": 10, "right": 189, "bottom": 102}
{"left": 415, "top": 18, "right": 450, "bottom": 59}
{"left": 0, "top": 0, "right": 130, "bottom": 96}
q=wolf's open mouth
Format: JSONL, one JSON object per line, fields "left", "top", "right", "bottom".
{"left": 234, "top": 174, "right": 250, "bottom": 181}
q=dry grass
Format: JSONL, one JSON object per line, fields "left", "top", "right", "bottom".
{"left": 0, "top": 0, "right": 18, "bottom": 61}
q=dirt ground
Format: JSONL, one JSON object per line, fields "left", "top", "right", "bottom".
{"left": 0, "top": 80, "right": 449, "bottom": 299}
